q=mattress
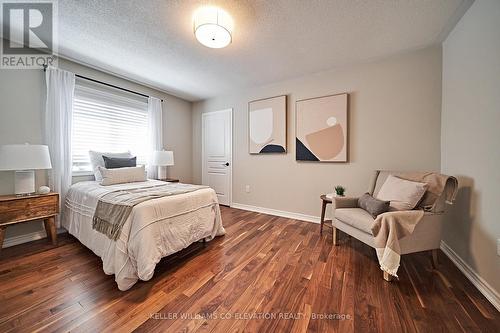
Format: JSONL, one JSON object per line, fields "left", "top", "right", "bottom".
{"left": 62, "top": 180, "right": 225, "bottom": 290}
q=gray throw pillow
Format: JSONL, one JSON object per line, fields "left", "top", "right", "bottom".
{"left": 102, "top": 156, "right": 137, "bottom": 169}
{"left": 358, "top": 193, "right": 390, "bottom": 218}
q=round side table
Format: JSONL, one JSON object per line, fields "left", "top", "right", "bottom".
{"left": 319, "top": 194, "right": 332, "bottom": 235}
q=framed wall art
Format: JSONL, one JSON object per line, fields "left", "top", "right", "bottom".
{"left": 295, "top": 93, "right": 348, "bottom": 162}
{"left": 248, "top": 95, "right": 287, "bottom": 154}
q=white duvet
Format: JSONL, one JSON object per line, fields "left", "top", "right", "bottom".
{"left": 63, "top": 180, "right": 225, "bottom": 291}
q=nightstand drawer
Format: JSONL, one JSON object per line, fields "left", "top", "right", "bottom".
{"left": 0, "top": 194, "right": 59, "bottom": 225}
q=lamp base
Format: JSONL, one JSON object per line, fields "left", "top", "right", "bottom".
{"left": 15, "top": 170, "right": 35, "bottom": 196}
{"left": 158, "top": 166, "right": 168, "bottom": 180}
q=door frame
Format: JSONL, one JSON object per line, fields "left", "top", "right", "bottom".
{"left": 201, "top": 108, "right": 233, "bottom": 207}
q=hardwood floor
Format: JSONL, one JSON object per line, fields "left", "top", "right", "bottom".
{"left": 0, "top": 207, "right": 498, "bottom": 332}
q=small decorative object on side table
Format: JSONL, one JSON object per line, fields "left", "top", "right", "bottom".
{"left": 319, "top": 194, "right": 333, "bottom": 235}
{"left": 0, "top": 192, "right": 59, "bottom": 252}
{"left": 334, "top": 185, "right": 346, "bottom": 197}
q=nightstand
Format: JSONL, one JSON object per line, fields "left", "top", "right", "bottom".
{"left": 159, "top": 178, "right": 179, "bottom": 183}
{"left": 0, "top": 192, "right": 59, "bottom": 252}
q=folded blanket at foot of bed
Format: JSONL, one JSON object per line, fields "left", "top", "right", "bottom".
{"left": 93, "top": 183, "right": 208, "bottom": 240}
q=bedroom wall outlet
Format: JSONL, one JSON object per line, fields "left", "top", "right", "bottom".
{"left": 245, "top": 185, "right": 250, "bottom": 193}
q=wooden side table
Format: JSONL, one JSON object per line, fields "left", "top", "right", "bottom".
{"left": 0, "top": 192, "right": 59, "bottom": 252}
{"left": 320, "top": 194, "right": 333, "bottom": 235}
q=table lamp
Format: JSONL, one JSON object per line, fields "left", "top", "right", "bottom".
{"left": 0, "top": 144, "right": 52, "bottom": 195}
{"left": 153, "top": 150, "right": 174, "bottom": 180}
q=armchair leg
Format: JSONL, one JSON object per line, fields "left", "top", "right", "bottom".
{"left": 431, "top": 249, "right": 439, "bottom": 269}
{"left": 332, "top": 227, "right": 338, "bottom": 246}
{"left": 383, "top": 271, "right": 393, "bottom": 282}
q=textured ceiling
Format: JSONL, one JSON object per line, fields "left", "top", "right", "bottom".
{"left": 56, "top": 0, "right": 472, "bottom": 101}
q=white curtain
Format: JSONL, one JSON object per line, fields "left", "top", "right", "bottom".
{"left": 45, "top": 67, "right": 75, "bottom": 227}
{"left": 147, "top": 97, "right": 163, "bottom": 179}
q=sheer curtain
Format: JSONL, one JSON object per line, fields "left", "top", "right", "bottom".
{"left": 147, "top": 97, "right": 163, "bottom": 179}
{"left": 45, "top": 67, "right": 75, "bottom": 227}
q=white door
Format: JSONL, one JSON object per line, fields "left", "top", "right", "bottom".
{"left": 202, "top": 109, "right": 232, "bottom": 206}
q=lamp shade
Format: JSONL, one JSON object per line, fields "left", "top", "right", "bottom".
{"left": 153, "top": 150, "right": 174, "bottom": 166}
{"left": 0, "top": 144, "right": 52, "bottom": 170}
{"left": 193, "top": 6, "right": 233, "bottom": 48}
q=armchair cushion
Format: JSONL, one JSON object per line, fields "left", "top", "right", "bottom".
{"left": 358, "top": 193, "right": 390, "bottom": 218}
{"left": 376, "top": 175, "right": 427, "bottom": 211}
{"left": 335, "top": 208, "right": 375, "bottom": 234}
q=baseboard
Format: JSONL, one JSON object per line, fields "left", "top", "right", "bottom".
{"left": 231, "top": 202, "right": 320, "bottom": 224}
{"left": 440, "top": 241, "right": 500, "bottom": 312}
{"left": 3, "top": 228, "right": 66, "bottom": 249}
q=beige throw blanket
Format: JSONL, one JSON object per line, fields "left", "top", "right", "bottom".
{"left": 371, "top": 210, "right": 424, "bottom": 277}
{"left": 392, "top": 172, "right": 458, "bottom": 211}
{"left": 371, "top": 172, "right": 458, "bottom": 277}
{"left": 93, "top": 183, "right": 208, "bottom": 241}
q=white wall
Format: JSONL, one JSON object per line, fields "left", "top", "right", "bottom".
{"left": 192, "top": 46, "right": 443, "bottom": 217}
{"left": 0, "top": 56, "right": 193, "bottom": 241}
{"left": 441, "top": 0, "right": 500, "bottom": 295}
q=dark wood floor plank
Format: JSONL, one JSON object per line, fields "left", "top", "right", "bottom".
{"left": 0, "top": 206, "right": 498, "bottom": 333}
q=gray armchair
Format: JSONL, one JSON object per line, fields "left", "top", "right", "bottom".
{"left": 332, "top": 170, "right": 454, "bottom": 281}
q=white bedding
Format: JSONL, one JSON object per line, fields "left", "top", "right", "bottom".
{"left": 62, "top": 180, "right": 225, "bottom": 290}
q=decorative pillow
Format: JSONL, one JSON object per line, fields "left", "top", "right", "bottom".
{"left": 98, "top": 165, "right": 146, "bottom": 186}
{"left": 103, "top": 156, "right": 137, "bottom": 169}
{"left": 89, "top": 150, "right": 132, "bottom": 181}
{"left": 376, "top": 175, "right": 428, "bottom": 211}
{"left": 358, "top": 193, "right": 390, "bottom": 218}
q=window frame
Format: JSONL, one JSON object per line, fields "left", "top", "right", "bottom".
{"left": 71, "top": 81, "right": 149, "bottom": 176}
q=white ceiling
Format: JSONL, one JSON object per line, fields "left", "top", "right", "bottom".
{"left": 57, "top": 0, "right": 472, "bottom": 101}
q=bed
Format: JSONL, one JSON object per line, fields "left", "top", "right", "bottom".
{"left": 62, "top": 179, "right": 225, "bottom": 291}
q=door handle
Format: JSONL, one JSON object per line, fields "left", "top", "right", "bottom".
{"left": 223, "top": 162, "right": 229, "bottom": 166}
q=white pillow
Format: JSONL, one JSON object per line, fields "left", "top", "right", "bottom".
{"left": 89, "top": 150, "right": 132, "bottom": 181}
{"left": 376, "top": 175, "right": 428, "bottom": 211}
{"left": 98, "top": 165, "right": 147, "bottom": 186}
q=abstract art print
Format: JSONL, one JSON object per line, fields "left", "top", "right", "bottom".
{"left": 296, "top": 93, "right": 348, "bottom": 162}
{"left": 248, "top": 95, "right": 287, "bottom": 154}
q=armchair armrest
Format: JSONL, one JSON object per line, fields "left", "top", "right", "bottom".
{"left": 334, "top": 197, "right": 359, "bottom": 209}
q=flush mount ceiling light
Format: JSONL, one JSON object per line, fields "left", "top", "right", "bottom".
{"left": 193, "top": 6, "right": 233, "bottom": 49}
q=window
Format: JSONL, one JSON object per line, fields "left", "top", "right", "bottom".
{"left": 72, "top": 81, "right": 148, "bottom": 173}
